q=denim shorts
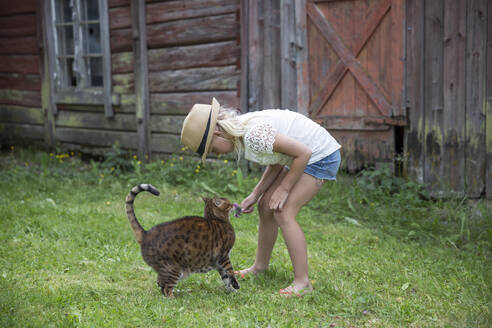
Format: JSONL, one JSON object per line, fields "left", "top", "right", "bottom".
{"left": 304, "top": 149, "right": 341, "bottom": 180}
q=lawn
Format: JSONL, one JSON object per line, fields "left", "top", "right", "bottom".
{"left": 0, "top": 147, "right": 490, "bottom": 327}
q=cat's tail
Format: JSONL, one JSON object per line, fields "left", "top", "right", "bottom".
{"left": 125, "top": 184, "right": 160, "bottom": 244}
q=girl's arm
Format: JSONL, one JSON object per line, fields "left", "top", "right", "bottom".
{"left": 240, "top": 164, "right": 283, "bottom": 213}
{"left": 270, "top": 134, "right": 312, "bottom": 210}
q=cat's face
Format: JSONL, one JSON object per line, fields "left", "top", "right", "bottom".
{"left": 202, "top": 197, "right": 234, "bottom": 220}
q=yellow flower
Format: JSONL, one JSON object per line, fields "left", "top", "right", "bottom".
{"left": 111, "top": 167, "right": 115, "bottom": 171}
{"left": 179, "top": 156, "right": 183, "bottom": 161}
{"left": 195, "top": 169, "right": 199, "bottom": 173}
{"left": 25, "top": 162, "right": 29, "bottom": 167}
{"left": 10, "top": 146, "right": 14, "bottom": 150}
{"left": 137, "top": 161, "right": 142, "bottom": 165}
{"left": 50, "top": 153, "right": 54, "bottom": 157}
{"left": 133, "top": 155, "right": 137, "bottom": 160}
{"left": 223, "top": 159, "right": 228, "bottom": 164}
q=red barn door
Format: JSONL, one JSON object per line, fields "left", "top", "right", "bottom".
{"left": 305, "top": 0, "right": 405, "bottom": 171}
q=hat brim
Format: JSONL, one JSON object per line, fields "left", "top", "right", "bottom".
{"left": 200, "top": 97, "right": 220, "bottom": 162}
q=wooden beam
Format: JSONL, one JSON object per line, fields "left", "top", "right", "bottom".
{"left": 465, "top": 0, "right": 487, "bottom": 197}
{"left": 239, "top": 0, "right": 249, "bottom": 113}
{"left": 280, "top": 0, "right": 297, "bottom": 110}
{"left": 131, "top": 0, "right": 151, "bottom": 162}
{"left": 100, "top": 0, "right": 114, "bottom": 117}
{"left": 40, "top": 0, "right": 57, "bottom": 148}
{"left": 443, "top": 0, "right": 466, "bottom": 193}
{"left": 295, "top": 0, "right": 309, "bottom": 116}
{"left": 487, "top": 0, "right": 492, "bottom": 199}
{"left": 405, "top": 0, "right": 425, "bottom": 183}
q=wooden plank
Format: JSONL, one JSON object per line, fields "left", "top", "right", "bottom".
{"left": 487, "top": 0, "right": 492, "bottom": 199}
{"left": 55, "top": 127, "right": 137, "bottom": 148}
{"left": 390, "top": 0, "right": 405, "bottom": 116}
{"left": 112, "top": 41, "right": 240, "bottom": 74}
{"left": 0, "top": 123, "right": 44, "bottom": 140}
{"left": 307, "top": 2, "right": 392, "bottom": 117}
{"left": 423, "top": 0, "right": 444, "bottom": 194}
{"left": 262, "top": 0, "right": 280, "bottom": 108}
{"left": 151, "top": 133, "right": 186, "bottom": 153}
{"left": 313, "top": 116, "right": 392, "bottom": 131}
{"left": 150, "top": 115, "right": 185, "bottom": 134}
{"left": 239, "top": 0, "right": 249, "bottom": 113}
{"left": 55, "top": 89, "right": 122, "bottom": 106}
{"left": 40, "top": 0, "right": 56, "bottom": 146}
{"left": 464, "top": 0, "right": 487, "bottom": 197}
{"left": 442, "top": 0, "right": 466, "bottom": 193}
{"left": 149, "top": 66, "right": 239, "bottom": 92}
{"left": 280, "top": 0, "right": 297, "bottom": 109}
{"left": 295, "top": 0, "right": 309, "bottom": 116}
{"left": 100, "top": 0, "right": 114, "bottom": 117}
{"left": 150, "top": 91, "right": 239, "bottom": 115}
{"left": 132, "top": 0, "right": 151, "bottom": 161}
{"left": 111, "top": 13, "right": 238, "bottom": 52}
{"left": 0, "top": 55, "right": 40, "bottom": 74}
{"left": 247, "top": 0, "right": 263, "bottom": 110}
{"left": 110, "top": 0, "right": 238, "bottom": 30}
{"left": 112, "top": 51, "right": 133, "bottom": 74}
{"left": 56, "top": 110, "right": 136, "bottom": 130}
{"left": 0, "top": 36, "right": 39, "bottom": 54}
{"left": 56, "top": 94, "right": 136, "bottom": 114}
{"left": 0, "top": 105, "right": 43, "bottom": 124}
{"left": 0, "top": 0, "right": 37, "bottom": 16}
{"left": 0, "top": 73, "right": 41, "bottom": 91}
{"left": 149, "top": 41, "right": 239, "bottom": 72}
{"left": 113, "top": 73, "right": 135, "bottom": 94}
{"left": 0, "top": 14, "right": 37, "bottom": 37}
{"left": 147, "top": 0, "right": 238, "bottom": 25}
{"left": 405, "top": 0, "right": 425, "bottom": 183}
{"left": 0, "top": 89, "right": 41, "bottom": 107}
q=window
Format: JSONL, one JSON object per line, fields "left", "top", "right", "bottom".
{"left": 48, "top": 0, "right": 114, "bottom": 116}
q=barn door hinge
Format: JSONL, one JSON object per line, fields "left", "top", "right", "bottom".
{"left": 363, "top": 117, "right": 408, "bottom": 126}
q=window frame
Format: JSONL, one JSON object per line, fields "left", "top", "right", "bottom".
{"left": 46, "top": 0, "right": 115, "bottom": 117}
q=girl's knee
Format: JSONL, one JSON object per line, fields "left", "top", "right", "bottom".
{"left": 257, "top": 196, "right": 272, "bottom": 215}
{"left": 273, "top": 210, "right": 296, "bottom": 226}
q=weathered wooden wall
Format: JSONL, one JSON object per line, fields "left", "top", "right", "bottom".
{"left": 0, "top": 0, "right": 44, "bottom": 143}
{"left": 0, "top": 0, "right": 241, "bottom": 159}
{"left": 405, "top": 0, "right": 490, "bottom": 198}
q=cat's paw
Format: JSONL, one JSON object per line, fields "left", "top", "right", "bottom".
{"left": 231, "top": 277, "right": 240, "bottom": 290}
{"left": 223, "top": 276, "right": 240, "bottom": 292}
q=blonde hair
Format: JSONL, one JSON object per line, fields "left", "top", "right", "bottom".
{"left": 215, "top": 106, "right": 246, "bottom": 160}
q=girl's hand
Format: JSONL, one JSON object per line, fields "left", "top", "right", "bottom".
{"left": 240, "top": 193, "right": 258, "bottom": 214}
{"left": 269, "top": 185, "right": 289, "bottom": 211}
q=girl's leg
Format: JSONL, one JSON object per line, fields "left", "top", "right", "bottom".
{"left": 236, "top": 168, "right": 290, "bottom": 275}
{"left": 274, "top": 173, "right": 324, "bottom": 292}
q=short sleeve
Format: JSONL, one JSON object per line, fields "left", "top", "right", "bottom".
{"left": 244, "top": 123, "right": 277, "bottom": 153}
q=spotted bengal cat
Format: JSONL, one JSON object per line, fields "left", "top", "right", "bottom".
{"left": 125, "top": 184, "right": 240, "bottom": 297}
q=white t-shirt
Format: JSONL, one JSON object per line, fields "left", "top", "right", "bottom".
{"left": 238, "top": 109, "right": 341, "bottom": 166}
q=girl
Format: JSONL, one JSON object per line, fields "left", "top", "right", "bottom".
{"left": 180, "top": 98, "right": 341, "bottom": 296}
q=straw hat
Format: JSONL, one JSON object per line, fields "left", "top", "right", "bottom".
{"left": 180, "top": 97, "right": 220, "bottom": 161}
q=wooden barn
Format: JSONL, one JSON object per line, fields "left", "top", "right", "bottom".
{"left": 0, "top": 0, "right": 491, "bottom": 199}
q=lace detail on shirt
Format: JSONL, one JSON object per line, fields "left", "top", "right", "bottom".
{"left": 243, "top": 123, "right": 292, "bottom": 166}
{"left": 244, "top": 123, "right": 276, "bottom": 153}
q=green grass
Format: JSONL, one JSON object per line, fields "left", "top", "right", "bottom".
{"left": 0, "top": 147, "right": 490, "bottom": 327}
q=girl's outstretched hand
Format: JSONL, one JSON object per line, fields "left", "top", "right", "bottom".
{"left": 240, "top": 193, "right": 257, "bottom": 214}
